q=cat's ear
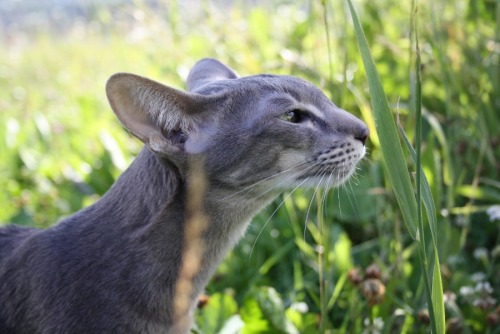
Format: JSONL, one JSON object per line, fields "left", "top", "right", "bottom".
{"left": 106, "top": 73, "right": 216, "bottom": 165}
{"left": 186, "top": 58, "right": 238, "bottom": 92}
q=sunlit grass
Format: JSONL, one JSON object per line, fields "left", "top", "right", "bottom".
{"left": 0, "top": 1, "right": 498, "bottom": 333}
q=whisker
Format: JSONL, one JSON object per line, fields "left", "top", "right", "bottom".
{"left": 249, "top": 177, "right": 310, "bottom": 259}
{"left": 303, "top": 170, "right": 326, "bottom": 241}
{"left": 303, "top": 187, "right": 317, "bottom": 242}
{"left": 319, "top": 172, "right": 330, "bottom": 245}
{"left": 337, "top": 171, "right": 343, "bottom": 220}
{"left": 259, "top": 157, "right": 334, "bottom": 199}
{"left": 251, "top": 162, "right": 322, "bottom": 201}
{"left": 320, "top": 171, "right": 334, "bottom": 229}
{"left": 302, "top": 164, "right": 327, "bottom": 241}
{"left": 218, "top": 160, "right": 312, "bottom": 201}
{"left": 347, "top": 172, "right": 360, "bottom": 219}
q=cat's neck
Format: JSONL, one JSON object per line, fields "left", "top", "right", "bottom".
{"left": 93, "top": 147, "right": 274, "bottom": 251}
{"left": 94, "top": 147, "right": 274, "bottom": 226}
{"left": 66, "top": 147, "right": 277, "bottom": 327}
{"left": 77, "top": 147, "right": 179, "bottom": 225}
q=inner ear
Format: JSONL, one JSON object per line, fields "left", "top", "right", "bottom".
{"left": 163, "top": 127, "right": 188, "bottom": 146}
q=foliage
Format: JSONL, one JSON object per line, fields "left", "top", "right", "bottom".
{"left": 0, "top": 0, "right": 499, "bottom": 333}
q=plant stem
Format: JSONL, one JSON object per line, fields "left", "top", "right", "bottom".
{"left": 321, "top": 0, "right": 334, "bottom": 99}
{"left": 316, "top": 188, "right": 326, "bottom": 332}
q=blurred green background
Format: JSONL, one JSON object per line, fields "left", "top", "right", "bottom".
{"left": 0, "top": 0, "right": 499, "bottom": 333}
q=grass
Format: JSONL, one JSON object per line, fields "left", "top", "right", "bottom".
{"left": 1, "top": 0, "right": 499, "bottom": 333}
{"left": 347, "top": 1, "right": 445, "bottom": 332}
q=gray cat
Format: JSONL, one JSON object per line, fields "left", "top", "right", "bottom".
{"left": 0, "top": 59, "right": 369, "bottom": 333}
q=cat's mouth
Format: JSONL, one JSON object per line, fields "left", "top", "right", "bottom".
{"left": 294, "top": 143, "right": 365, "bottom": 188}
{"left": 296, "top": 165, "right": 356, "bottom": 188}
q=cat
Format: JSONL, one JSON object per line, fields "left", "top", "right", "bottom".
{"left": 0, "top": 58, "right": 369, "bottom": 333}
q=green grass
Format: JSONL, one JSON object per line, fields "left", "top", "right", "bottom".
{"left": 347, "top": 1, "right": 445, "bottom": 332}
{"left": 1, "top": 1, "right": 499, "bottom": 333}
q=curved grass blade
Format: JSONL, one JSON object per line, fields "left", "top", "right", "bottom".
{"left": 405, "top": 3, "right": 445, "bottom": 331}
{"left": 399, "top": 119, "right": 445, "bottom": 334}
{"left": 398, "top": 122, "right": 437, "bottom": 241}
{"left": 347, "top": 0, "right": 444, "bottom": 332}
{"left": 412, "top": 5, "right": 445, "bottom": 331}
{"left": 346, "top": 0, "right": 418, "bottom": 240}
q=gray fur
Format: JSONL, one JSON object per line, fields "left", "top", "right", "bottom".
{"left": 0, "top": 58, "right": 369, "bottom": 333}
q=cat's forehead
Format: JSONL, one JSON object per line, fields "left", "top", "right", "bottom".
{"left": 243, "top": 74, "right": 325, "bottom": 100}
{"left": 195, "top": 74, "right": 327, "bottom": 103}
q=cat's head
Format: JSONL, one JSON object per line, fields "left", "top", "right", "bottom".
{"left": 106, "top": 58, "right": 368, "bottom": 195}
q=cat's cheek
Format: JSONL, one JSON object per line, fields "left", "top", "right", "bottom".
{"left": 278, "top": 151, "right": 307, "bottom": 172}
{"left": 184, "top": 127, "right": 217, "bottom": 154}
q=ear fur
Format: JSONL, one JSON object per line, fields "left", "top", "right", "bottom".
{"left": 106, "top": 73, "right": 214, "bottom": 163}
{"left": 186, "top": 58, "right": 238, "bottom": 92}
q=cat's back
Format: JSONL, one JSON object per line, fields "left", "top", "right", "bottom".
{"left": 0, "top": 225, "right": 39, "bottom": 262}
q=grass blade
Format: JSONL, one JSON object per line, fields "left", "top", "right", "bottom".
{"left": 431, "top": 253, "right": 445, "bottom": 334}
{"left": 347, "top": 0, "right": 445, "bottom": 332}
{"left": 397, "top": 122, "right": 437, "bottom": 242}
{"left": 412, "top": 5, "right": 445, "bottom": 331}
{"left": 346, "top": 0, "right": 418, "bottom": 239}
{"left": 399, "top": 120, "right": 445, "bottom": 334}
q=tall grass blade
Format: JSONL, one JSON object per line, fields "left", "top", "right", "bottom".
{"left": 347, "top": 0, "right": 445, "bottom": 331}
{"left": 412, "top": 5, "right": 445, "bottom": 331}
{"left": 431, "top": 255, "right": 445, "bottom": 334}
{"left": 399, "top": 121, "right": 445, "bottom": 334}
{"left": 398, "top": 123, "right": 437, "bottom": 241}
{"left": 346, "top": 0, "right": 418, "bottom": 239}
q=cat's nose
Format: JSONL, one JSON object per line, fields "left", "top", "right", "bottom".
{"left": 355, "top": 125, "right": 370, "bottom": 146}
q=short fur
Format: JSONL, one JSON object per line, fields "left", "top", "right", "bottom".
{"left": 0, "top": 58, "right": 369, "bottom": 333}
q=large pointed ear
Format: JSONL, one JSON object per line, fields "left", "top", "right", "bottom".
{"left": 186, "top": 58, "right": 238, "bottom": 92}
{"left": 106, "top": 73, "right": 213, "bottom": 164}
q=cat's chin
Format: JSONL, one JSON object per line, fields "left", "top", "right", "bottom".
{"left": 295, "top": 167, "right": 356, "bottom": 189}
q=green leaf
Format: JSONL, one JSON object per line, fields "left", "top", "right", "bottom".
{"left": 407, "top": 3, "right": 445, "bottom": 332}
{"left": 399, "top": 124, "right": 445, "bottom": 334}
{"left": 285, "top": 304, "right": 318, "bottom": 334}
{"left": 326, "top": 271, "right": 347, "bottom": 309}
{"left": 195, "top": 293, "right": 238, "bottom": 334}
{"left": 431, "top": 253, "right": 445, "bottom": 334}
{"left": 347, "top": 1, "right": 445, "bottom": 332}
{"left": 456, "top": 185, "right": 500, "bottom": 202}
{"left": 241, "top": 297, "right": 272, "bottom": 334}
{"left": 258, "top": 240, "right": 295, "bottom": 275}
{"left": 398, "top": 122, "right": 438, "bottom": 243}
{"left": 255, "top": 287, "right": 298, "bottom": 334}
{"left": 347, "top": 0, "right": 418, "bottom": 240}
{"left": 241, "top": 287, "right": 299, "bottom": 334}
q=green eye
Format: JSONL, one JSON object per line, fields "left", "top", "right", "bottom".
{"left": 280, "top": 110, "right": 304, "bottom": 123}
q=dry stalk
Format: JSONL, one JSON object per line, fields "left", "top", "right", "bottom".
{"left": 172, "top": 158, "right": 208, "bottom": 333}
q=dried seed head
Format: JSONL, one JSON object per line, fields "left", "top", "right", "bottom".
{"left": 365, "top": 263, "right": 381, "bottom": 279}
{"left": 360, "top": 278, "right": 385, "bottom": 305}
{"left": 446, "top": 317, "right": 464, "bottom": 334}
{"left": 348, "top": 268, "right": 363, "bottom": 285}
{"left": 417, "top": 309, "right": 430, "bottom": 325}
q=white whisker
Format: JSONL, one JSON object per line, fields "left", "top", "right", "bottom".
{"left": 251, "top": 162, "right": 322, "bottom": 201}
{"left": 303, "top": 171, "right": 326, "bottom": 241}
{"left": 249, "top": 177, "right": 310, "bottom": 259}
{"left": 218, "top": 160, "right": 311, "bottom": 201}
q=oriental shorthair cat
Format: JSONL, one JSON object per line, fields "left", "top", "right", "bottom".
{"left": 0, "top": 58, "right": 369, "bottom": 333}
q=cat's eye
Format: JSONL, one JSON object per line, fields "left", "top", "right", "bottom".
{"left": 280, "top": 109, "right": 304, "bottom": 123}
